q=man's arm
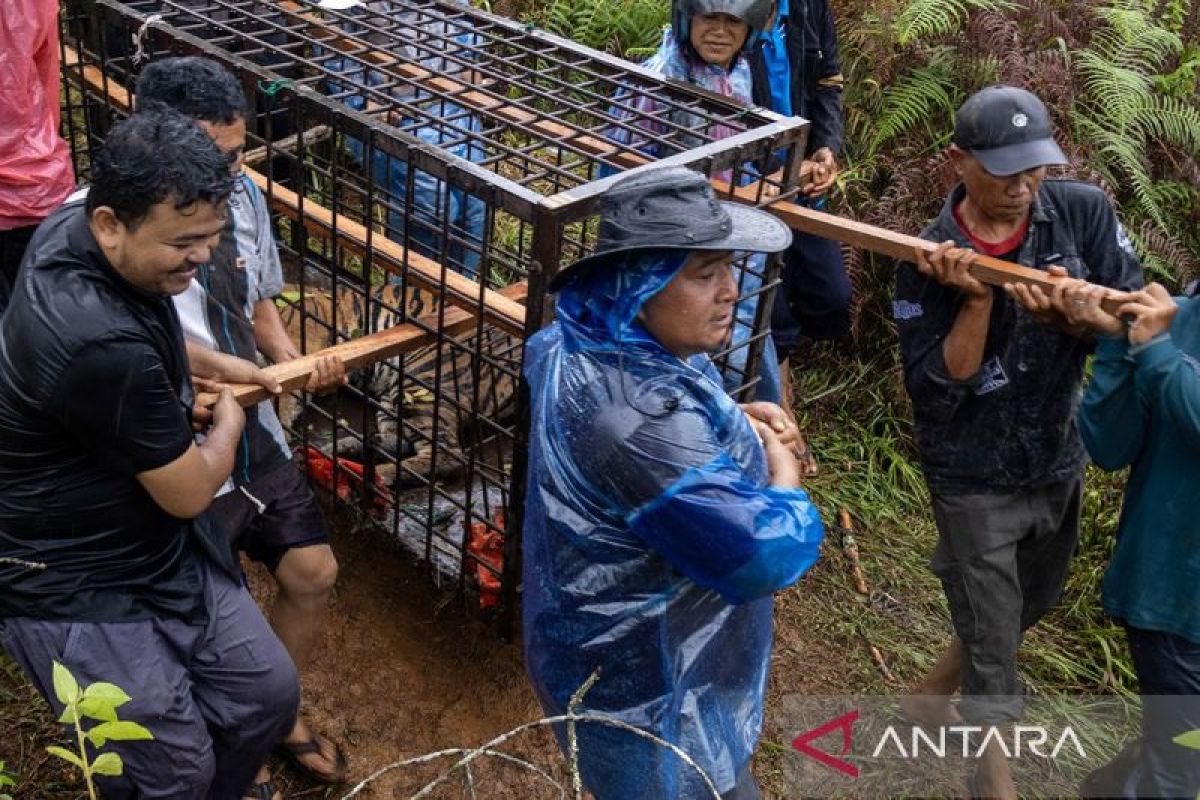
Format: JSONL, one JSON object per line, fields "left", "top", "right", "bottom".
{"left": 137, "top": 388, "right": 244, "bottom": 518}
{"left": 243, "top": 177, "right": 346, "bottom": 392}
{"left": 1007, "top": 187, "right": 1144, "bottom": 335}
{"left": 894, "top": 241, "right": 994, "bottom": 423}
{"left": 804, "top": 0, "right": 845, "bottom": 158}
{"left": 916, "top": 241, "right": 992, "bottom": 380}
{"left": 1121, "top": 287, "right": 1200, "bottom": 450}
{"left": 253, "top": 297, "right": 301, "bottom": 363}
{"left": 49, "top": 341, "right": 245, "bottom": 519}
{"left": 186, "top": 339, "right": 282, "bottom": 392}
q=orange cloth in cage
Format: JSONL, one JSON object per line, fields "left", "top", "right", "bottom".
{"left": 466, "top": 510, "right": 505, "bottom": 610}
{"left": 301, "top": 446, "right": 389, "bottom": 511}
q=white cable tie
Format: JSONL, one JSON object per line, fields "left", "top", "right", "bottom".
{"left": 131, "top": 14, "right": 165, "bottom": 66}
{"left": 239, "top": 485, "right": 268, "bottom": 515}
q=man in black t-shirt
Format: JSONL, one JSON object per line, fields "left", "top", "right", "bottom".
{"left": 0, "top": 109, "right": 299, "bottom": 800}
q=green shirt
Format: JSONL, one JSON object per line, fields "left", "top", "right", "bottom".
{"left": 1079, "top": 295, "right": 1200, "bottom": 642}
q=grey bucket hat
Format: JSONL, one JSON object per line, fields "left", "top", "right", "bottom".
{"left": 549, "top": 166, "right": 792, "bottom": 292}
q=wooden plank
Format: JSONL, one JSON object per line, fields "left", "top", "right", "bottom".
{"left": 62, "top": 46, "right": 529, "bottom": 336}
{"left": 201, "top": 283, "right": 528, "bottom": 408}
{"left": 243, "top": 124, "right": 333, "bottom": 165}
{"left": 715, "top": 180, "right": 1126, "bottom": 313}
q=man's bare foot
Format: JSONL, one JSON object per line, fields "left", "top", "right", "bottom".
{"left": 900, "top": 693, "right": 963, "bottom": 729}
{"left": 279, "top": 717, "right": 348, "bottom": 784}
{"left": 968, "top": 753, "right": 1018, "bottom": 799}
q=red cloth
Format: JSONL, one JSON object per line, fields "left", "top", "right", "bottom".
{"left": 952, "top": 202, "right": 1029, "bottom": 257}
{"left": 0, "top": 4, "right": 75, "bottom": 230}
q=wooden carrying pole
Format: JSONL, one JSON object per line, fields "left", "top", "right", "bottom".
{"left": 198, "top": 283, "right": 528, "bottom": 407}
{"left": 717, "top": 181, "right": 1127, "bottom": 315}
{"left": 65, "top": 31, "right": 1122, "bottom": 409}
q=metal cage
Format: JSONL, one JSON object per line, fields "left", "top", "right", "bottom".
{"left": 59, "top": 0, "right": 809, "bottom": 633}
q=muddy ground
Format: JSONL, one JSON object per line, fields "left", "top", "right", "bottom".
{"left": 0, "top": 512, "right": 858, "bottom": 799}
{"left": 258, "top": 518, "right": 854, "bottom": 799}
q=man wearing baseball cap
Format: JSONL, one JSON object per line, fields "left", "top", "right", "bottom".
{"left": 892, "top": 85, "right": 1143, "bottom": 797}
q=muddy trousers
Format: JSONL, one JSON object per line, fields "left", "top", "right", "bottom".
{"left": 0, "top": 559, "right": 300, "bottom": 799}
{"left": 929, "top": 477, "right": 1082, "bottom": 724}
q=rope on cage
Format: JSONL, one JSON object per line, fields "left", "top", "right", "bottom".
{"left": 130, "top": 13, "right": 164, "bottom": 66}
{"left": 258, "top": 78, "right": 297, "bottom": 97}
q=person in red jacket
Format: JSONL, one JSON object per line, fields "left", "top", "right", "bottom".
{"left": 0, "top": 2, "right": 76, "bottom": 312}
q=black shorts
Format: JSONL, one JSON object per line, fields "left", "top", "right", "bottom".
{"left": 209, "top": 460, "right": 330, "bottom": 572}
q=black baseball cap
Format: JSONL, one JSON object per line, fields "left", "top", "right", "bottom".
{"left": 952, "top": 85, "right": 1068, "bottom": 176}
{"left": 549, "top": 166, "right": 792, "bottom": 292}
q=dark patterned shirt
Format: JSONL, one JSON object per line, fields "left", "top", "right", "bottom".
{"left": 894, "top": 179, "right": 1144, "bottom": 494}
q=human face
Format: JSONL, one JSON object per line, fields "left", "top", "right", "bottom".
{"left": 90, "top": 198, "right": 227, "bottom": 295}
{"left": 198, "top": 117, "right": 247, "bottom": 175}
{"left": 951, "top": 146, "right": 1046, "bottom": 227}
{"left": 689, "top": 13, "right": 748, "bottom": 69}
{"left": 639, "top": 250, "right": 739, "bottom": 358}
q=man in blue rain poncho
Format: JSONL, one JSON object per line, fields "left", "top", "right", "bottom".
{"left": 522, "top": 166, "right": 825, "bottom": 800}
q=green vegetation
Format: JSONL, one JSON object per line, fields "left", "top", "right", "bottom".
{"left": 515, "top": 0, "right": 1199, "bottom": 701}
{"left": 0, "top": 761, "right": 14, "bottom": 800}
{"left": 527, "top": 0, "right": 668, "bottom": 57}
{"left": 46, "top": 662, "right": 154, "bottom": 800}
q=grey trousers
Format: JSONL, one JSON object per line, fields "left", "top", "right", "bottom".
{"left": 0, "top": 559, "right": 299, "bottom": 799}
{"left": 930, "top": 477, "right": 1082, "bottom": 724}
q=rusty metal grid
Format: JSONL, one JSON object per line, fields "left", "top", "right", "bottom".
{"left": 60, "top": 0, "right": 810, "bottom": 634}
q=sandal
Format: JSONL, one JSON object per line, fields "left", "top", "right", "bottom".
{"left": 242, "top": 779, "right": 280, "bottom": 800}
{"left": 278, "top": 731, "right": 349, "bottom": 784}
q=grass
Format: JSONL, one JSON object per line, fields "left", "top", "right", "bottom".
{"left": 0, "top": 654, "right": 83, "bottom": 798}
{"left": 782, "top": 333, "right": 1136, "bottom": 698}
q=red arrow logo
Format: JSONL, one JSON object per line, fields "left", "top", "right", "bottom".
{"left": 791, "top": 709, "right": 860, "bottom": 778}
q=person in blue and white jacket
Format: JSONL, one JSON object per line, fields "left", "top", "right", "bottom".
{"left": 135, "top": 56, "right": 349, "bottom": 796}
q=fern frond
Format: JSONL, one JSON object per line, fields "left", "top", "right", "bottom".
{"left": 1074, "top": 49, "right": 1152, "bottom": 123}
{"left": 868, "top": 51, "right": 960, "bottom": 153}
{"left": 1131, "top": 95, "right": 1200, "bottom": 157}
{"left": 1090, "top": 5, "right": 1182, "bottom": 72}
{"left": 891, "top": 0, "right": 1018, "bottom": 46}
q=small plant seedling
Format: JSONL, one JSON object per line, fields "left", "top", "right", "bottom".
{"left": 46, "top": 661, "right": 154, "bottom": 800}
{"left": 0, "top": 759, "right": 15, "bottom": 800}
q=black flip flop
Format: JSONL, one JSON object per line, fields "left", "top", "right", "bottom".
{"left": 243, "top": 779, "right": 279, "bottom": 800}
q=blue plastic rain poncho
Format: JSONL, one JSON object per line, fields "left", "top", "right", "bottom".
{"left": 522, "top": 251, "right": 824, "bottom": 798}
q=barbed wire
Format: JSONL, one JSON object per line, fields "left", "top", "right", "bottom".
{"left": 339, "top": 668, "right": 722, "bottom": 800}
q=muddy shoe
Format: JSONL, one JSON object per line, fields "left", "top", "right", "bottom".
{"left": 1079, "top": 739, "right": 1140, "bottom": 798}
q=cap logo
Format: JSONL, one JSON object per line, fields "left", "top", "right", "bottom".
{"left": 1012, "top": 112, "right": 1029, "bottom": 128}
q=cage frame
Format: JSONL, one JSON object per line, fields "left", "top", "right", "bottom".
{"left": 60, "top": 0, "right": 811, "bottom": 636}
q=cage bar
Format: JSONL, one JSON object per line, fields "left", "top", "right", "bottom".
{"left": 60, "top": 0, "right": 809, "bottom": 633}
